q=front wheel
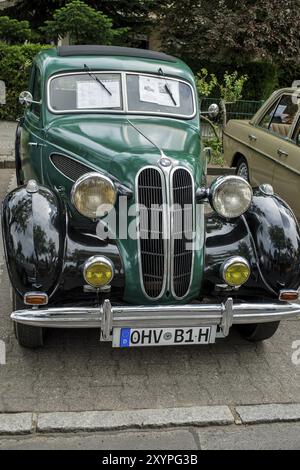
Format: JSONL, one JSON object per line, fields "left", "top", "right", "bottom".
{"left": 237, "top": 321, "right": 280, "bottom": 342}
{"left": 235, "top": 156, "right": 249, "bottom": 182}
{"left": 13, "top": 293, "right": 44, "bottom": 349}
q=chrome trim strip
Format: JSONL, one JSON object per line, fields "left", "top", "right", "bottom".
{"left": 135, "top": 166, "right": 168, "bottom": 300}
{"left": 47, "top": 71, "right": 196, "bottom": 119}
{"left": 11, "top": 299, "right": 300, "bottom": 332}
{"left": 170, "top": 166, "right": 195, "bottom": 300}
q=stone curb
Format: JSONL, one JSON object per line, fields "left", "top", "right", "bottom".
{"left": 0, "top": 159, "right": 15, "bottom": 169}
{"left": 0, "top": 406, "right": 233, "bottom": 435}
{"left": 1, "top": 404, "right": 300, "bottom": 435}
{"left": 236, "top": 404, "right": 300, "bottom": 424}
{"left": 0, "top": 413, "right": 33, "bottom": 435}
{"left": 37, "top": 406, "right": 234, "bottom": 433}
{"left": 208, "top": 166, "right": 235, "bottom": 175}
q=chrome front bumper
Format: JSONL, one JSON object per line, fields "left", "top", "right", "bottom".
{"left": 11, "top": 298, "right": 300, "bottom": 340}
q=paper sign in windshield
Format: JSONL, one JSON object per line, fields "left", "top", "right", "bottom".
{"left": 77, "top": 81, "right": 121, "bottom": 109}
{"left": 139, "top": 76, "right": 180, "bottom": 107}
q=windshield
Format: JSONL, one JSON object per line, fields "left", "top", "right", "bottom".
{"left": 48, "top": 72, "right": 195, "bottom": 118}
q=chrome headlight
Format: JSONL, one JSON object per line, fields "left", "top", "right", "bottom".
{"left": 71, "top": 172, "right": 116, "bottom": 219}
{"left": 210, "top": 176, "right": 252, "bottom": 219}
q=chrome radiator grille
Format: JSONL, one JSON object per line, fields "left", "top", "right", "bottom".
{"left": 137, "top": 166, "right": 194, "bottom": 300}
{"left": 137, "top": 167, "right": 166, "bottom": 299}
{"left": 171, "top": 168, "right": 194, "bottom": 298}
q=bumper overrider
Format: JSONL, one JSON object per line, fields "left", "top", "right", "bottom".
{"left": 11, "top": 298, "right": 300, "bottom": 341}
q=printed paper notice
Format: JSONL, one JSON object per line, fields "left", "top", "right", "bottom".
{"left": 139, "top": 76, "right": 180, "bottom": 107}
{"left": 77, "top": 81, "right": 121, "bottom": 109}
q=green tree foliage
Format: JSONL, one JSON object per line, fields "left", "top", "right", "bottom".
{"left": 0, "top": 16, "right": 31, "bottom": 44}
{"left": 2, "top": 0, "right": 162, "bottom": 34}
{"left": 161, "top": 0, "right": 300, "bottom": 66}
{"left": 196, "top": 69, "right": 248, "bottom": 103}
{"left": 0, "top": 43, "right": 50, "bottom": 120}
{"left": 41, "top": 0, "right": 127, "bottom": 45}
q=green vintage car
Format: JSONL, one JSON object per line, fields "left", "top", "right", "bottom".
{"left": 2, "top": 45, "right": 300, "bottom": 349}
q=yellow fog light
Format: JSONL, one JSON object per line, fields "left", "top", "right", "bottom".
{"left": 222, "top": 257, "right": 250, "bottom": 287}
{"left": 83, "top": 256, "right": 114, "bottom": 288}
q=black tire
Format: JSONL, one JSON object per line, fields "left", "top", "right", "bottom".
{"left": 13, "top": 293, "right": 44, "bottom": 349}
{"left": 237, "top": 321, "right": 280, "bottom": 342}
{"left": 15, "top": 124, "right": 24, "bottom": 186}
{"left": 235, "top": 156, "right": 250, "bottom": 182}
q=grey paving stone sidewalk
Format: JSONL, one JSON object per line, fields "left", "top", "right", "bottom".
{"left": 0, "top": 121, "right": 17, "bottom": 166}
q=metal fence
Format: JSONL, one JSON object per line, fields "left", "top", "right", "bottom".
{"left": 200, "top": 97, "right": 264, "bottom": 140}
{"left": 200, "top": 97, "right": 264, "bottom": 122}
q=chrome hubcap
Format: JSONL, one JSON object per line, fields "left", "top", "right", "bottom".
{"left": 237, "top": 162, "right": 249, "bottom": 181}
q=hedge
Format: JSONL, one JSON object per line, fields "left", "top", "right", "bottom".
{"left": 0, "top": 43, "right": 51, "bottom": 121}
{"left": 278, "top": 62, "right": 300, "bottom": 89}
{"left": 186, "top": 58, "right": 279, "bottom": 101}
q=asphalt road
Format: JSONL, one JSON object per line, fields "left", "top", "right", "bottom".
{"left": 0, "top": 169, "right": 300, "bottom": 414}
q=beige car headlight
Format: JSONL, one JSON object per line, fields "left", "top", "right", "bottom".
{"left": 71, "top": 172, "right": 116, "bottom": 219}
{"left": 210, "top": 176, "right": 253, "bottom": 219}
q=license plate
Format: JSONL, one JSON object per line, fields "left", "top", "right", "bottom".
{"left": 112, "top": 326, "right": 216, "bottom": 348}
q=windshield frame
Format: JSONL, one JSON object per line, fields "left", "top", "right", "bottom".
{"left": 47, "top": 71, "right": 197, "bottom": 119}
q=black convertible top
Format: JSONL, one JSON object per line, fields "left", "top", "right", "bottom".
{"left": 57, "top": 45, "right": 178, "bottom": 63}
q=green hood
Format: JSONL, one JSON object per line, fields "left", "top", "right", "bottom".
{"left": 46, "top": 115, "right": 202, "bottom": 188}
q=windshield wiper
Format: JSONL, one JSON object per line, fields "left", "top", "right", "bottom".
{"left": 84, "top": 64, "right": 112, "bottom": 96}
{"left": 158, "top": 67, "right": 177, "bottom": 106}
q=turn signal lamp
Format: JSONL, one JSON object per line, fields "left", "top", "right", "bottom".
{"left": 24, "top": 292, "right": 48, "bottom": 306}
{"left": 83, "top": 256, "right": 114, "bottom": 288}
{"left": 279, "top": 290, "right": 299, "bottom": 302}
{"left": 221, "top": 257, "right": 250, "bottom": 287}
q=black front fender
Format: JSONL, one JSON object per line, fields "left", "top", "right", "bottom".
{"left": 244, "top": 189, "right": 300, "bottom": 292}
{"left": 204, "top": 188, "right": 300, "bottom": 297}
{"left": 2, "top": 183, "right": 66, "bottom": 297}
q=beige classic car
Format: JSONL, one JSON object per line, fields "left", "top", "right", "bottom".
{"left": 224, "top": 88, "right": 300, "bottom": 217}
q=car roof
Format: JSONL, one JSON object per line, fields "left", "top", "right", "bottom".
{"left": 58, "top": 45, "right": 177, "bottom": 62}
{"left": 35, "top": 46, "right": 195, "bottom": 84}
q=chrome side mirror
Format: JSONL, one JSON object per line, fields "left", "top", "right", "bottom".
{"left": 208, "top": 103, "right": 219, "bottom": 119}
{"left": 19, "top": 91, "right": 41, "bottom": 108}
{"left": 19, "top": 91, "right": 33, "bottom": 107}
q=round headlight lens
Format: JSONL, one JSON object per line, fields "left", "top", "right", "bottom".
{"left": 210, "top": 176, "right": 252, "bottom": 219}
{"left": 72, "top": 172, "right": 116, "bottom": 219}
{"left": 83, "top": 256, "right": 114, "bottom": 288}
{"left": 222, "top": 257, "right": 250, "bottom": 287}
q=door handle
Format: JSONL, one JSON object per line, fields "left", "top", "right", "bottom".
{"left": 277, "top": 148, "right": 288, "bottom": 157}
{"left": 248, "top": 134, "right": 257, "bottom": 142}
{"left": 28, "top": 142, "right": 38, "bottom": 147}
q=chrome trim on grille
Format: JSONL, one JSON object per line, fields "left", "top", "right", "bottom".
{"left": 136, "top": 166, "right": 167, "bottom": 300}
{"left": 170, "top": 167, "right": 195, "bottom": 299}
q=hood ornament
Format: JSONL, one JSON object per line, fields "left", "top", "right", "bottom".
{"left": 158, "top": 156, "right": 172, "bottom": 168}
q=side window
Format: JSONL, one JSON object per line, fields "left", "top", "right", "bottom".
{"left": 292, "top": 118, "right": 300, "bottom": 146}
{"left": 31, "top": 67, "right": 41, "bottom": 117}
{"left": 259, "top": 99, "right": 279, "bottom": 130}
{"left": 260, "top": 94, "right": 299, "bottom": 138}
